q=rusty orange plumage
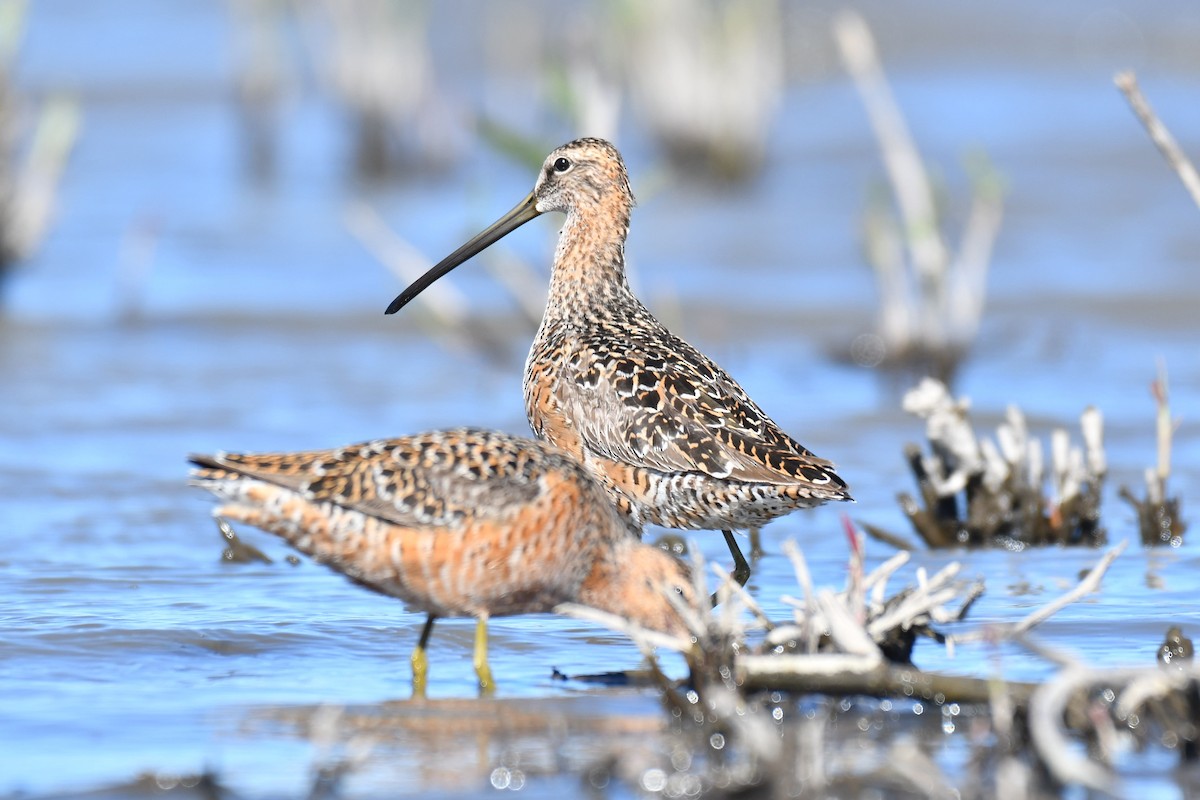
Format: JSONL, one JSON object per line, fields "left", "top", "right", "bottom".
{"left": 386, "top": 138, "right": 851, "bottom": 580}
{"left": 189, "top": 428, "right": 691, "bottom": 693}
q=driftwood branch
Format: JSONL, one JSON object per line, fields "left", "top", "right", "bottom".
{"left": 738, "top": 655, "right": 1037, "bottom": 706}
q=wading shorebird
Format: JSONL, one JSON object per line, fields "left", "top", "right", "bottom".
{"left": 189, "top": 429, "right": 692, "bottom": 694}
{"left": 385, "top": 138, "right": 851, "bottom": 581}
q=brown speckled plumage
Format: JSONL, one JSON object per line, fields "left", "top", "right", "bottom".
{"left": 387, "top": 139, "right": 851, "bottom": 557}
{"left": 188, "top": 429, "right": 691, "bottom": 689}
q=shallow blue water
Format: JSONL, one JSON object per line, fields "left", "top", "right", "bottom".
{"left": 3, "top": 1, "right": 1199, "bottom": 797}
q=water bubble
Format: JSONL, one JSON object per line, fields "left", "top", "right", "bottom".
{"left": 642, "top": 768, "right": 667, "bottom": 792}
{"left": 709, "top": 732, "right": 726, "bottom": 750}
{"left": 913, "top": 702, "right": 924, "bottom": 716}
{"left": 850, "top": 333, "right": 886, "bottom": 368}
{"left": 675, "top": 773, "right": 703, "bottom": 796}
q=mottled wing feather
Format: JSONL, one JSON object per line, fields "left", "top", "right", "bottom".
{"left": 558, "top": 326, "right": 846, "bottom": 490}
{"left": 190, "top": 429, "right": 546, "bottom": 528}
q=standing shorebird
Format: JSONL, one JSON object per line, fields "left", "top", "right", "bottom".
{"left": 189, "top": 428, "right": 692, "bottom": 694}
{"left": 385, "top": 138, "right": 851, "bottom": 581}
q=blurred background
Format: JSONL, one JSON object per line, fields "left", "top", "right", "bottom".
{"left": 2, "top": 1, "right": 1199, "bottom": 796}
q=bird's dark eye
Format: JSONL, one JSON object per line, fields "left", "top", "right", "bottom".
{"left": 553, "top": 157, "right": 572, "bottom": 173}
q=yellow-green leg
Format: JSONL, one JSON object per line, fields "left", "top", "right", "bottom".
{"left": 722, "top": 530, "right": 751, "bottom": 587}
{"left": 410, "top": 615, "right": 436, "bottom": 698}
{"left": 474, "top": 617, "right": 495, "bottom": 695}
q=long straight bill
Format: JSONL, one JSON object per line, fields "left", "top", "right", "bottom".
{"left": 385, "top": 192, "right": 542, "bottom": 315}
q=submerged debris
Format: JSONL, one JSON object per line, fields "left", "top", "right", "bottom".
{"left": 215, "top": 517, "right": 272, "bottom": 564}
{"left": 1026, "top": 635, "right": 1200, "bottom": 793}
{"left": 865, "top": 378, "right": 1107, "bottom": 549}
{"left": 1157, "top": 626, "right": 1194, "bottom": 670}
{"left": 1119, "top": 363, "right": 1186, "bottom": 546}
{"left": 568, "top": 536, "right": 1197, "bottom": 796}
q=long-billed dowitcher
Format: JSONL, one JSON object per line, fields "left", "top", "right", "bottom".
{"left": 189, "top": 428, "right": 691, "bottom": 694}
{"left": 385, "top": 138, "right": 851, "bottom": 581}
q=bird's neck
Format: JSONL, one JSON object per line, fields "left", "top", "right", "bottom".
{"left": 544, "top": 204, "right": 633, "bottom": 319}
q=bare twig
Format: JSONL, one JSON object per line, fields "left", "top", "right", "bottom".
{"left": 835, "top": 10, "right": 947, "bottom": 291}
{"left": 1115, "top": 70, "right": 1200, "bottom": 210}
{"left": 345, "top": 200, "right": 469, "bottom": 325}
{"left": 710, "top": 562, "right": 773, "bottom": 632}
{"left": 818, "top": 590, "right": 883, "bottom": 661}
{"left": 863, "top": 550, "right": 911, "bottom": 603}
{"left": 952, "top": 541, "right": 1127, "bottom": 645}
{"left": 1119, "top": 362, "right": 1186, "bottom": 545}
{"left": 835, "top": 11, "right": 1002, "bottom": 378}
{"left": 1153, "top": 358, "right": 1172, "bottom": 487}
{"left": 1012, "top": 540, "right": 1125, "bottom": 635}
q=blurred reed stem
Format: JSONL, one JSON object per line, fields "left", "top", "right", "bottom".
{"left": 1115, "top": 70, "right": 1200, "bottom": 210}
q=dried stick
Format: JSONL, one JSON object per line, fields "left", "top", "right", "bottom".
{"left": 1115, "top": 70, "right": 1200, "bottom": 210}
{"left": 345, "top": 200, "right": 469, "bottom": 324}
{"left": 1153, "top": 358, "right": 1172, "bottom": 489}
{"left": 738, "top": 655, "right": 1037, "bottom": 706}
{"left": 1010, "top": 541, "right": 1125, "bottom": 636}
{"left": 952, "top": 540, "right": 1126, "bottom": 645}
{"left": 863, "top": 550, "right": 911, "bottom": 603}
{"left": 817, "top": 590, "right": 882, "bottom": 661}
{"left": 710, "top": 562, "right": 773, "bottom": 631}
{"left": 345, "top": 201, "right": 508, "bottom": 359}
{"left": 834, "top": 9, "right": 948, "bottom": 287}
